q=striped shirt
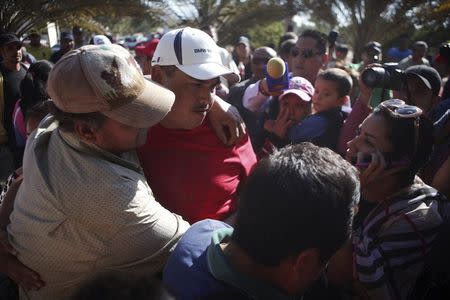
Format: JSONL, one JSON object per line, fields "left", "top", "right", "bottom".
{"left": 354, "top": 183, "right": 449, "bottom": 300}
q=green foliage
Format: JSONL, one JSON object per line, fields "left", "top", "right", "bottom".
{"left": 167, "top": 0, "right": 300, "bottom": 45}
{"left": 248, "top": 21, "right": 285, "bottom": 49}
{"left": 301, "top": 0, "right": 449, "bottom": 61}
{"left": 0, "top": 0, "right": 163, "bottom": 36}
{"left": 95, "top": 16, "right": 162, "bottom": 35}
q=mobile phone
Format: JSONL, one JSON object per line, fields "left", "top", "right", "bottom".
{"left": 351, "top": 152, "right": 410, "bottom": 169}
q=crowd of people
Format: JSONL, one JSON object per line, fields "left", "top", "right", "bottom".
{"left": 0, "top": 23, "right": 449, "bottom": 300}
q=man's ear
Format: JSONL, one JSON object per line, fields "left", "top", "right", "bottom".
{"left": 293, "top": 248, "right": 323, "bottom": 282}
{"left": 151, "top": 65, "right": 164, "bottom": 84}
{"left": 74, "top": 121, "right": 97, "bottom": 144}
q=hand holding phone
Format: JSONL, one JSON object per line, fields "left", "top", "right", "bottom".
{"left": 352, "top": 151, "right": 410, "bottom": 190}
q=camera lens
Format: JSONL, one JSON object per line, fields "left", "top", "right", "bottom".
{"left": 361, "top": 67, "right": 385, "bottom": 88}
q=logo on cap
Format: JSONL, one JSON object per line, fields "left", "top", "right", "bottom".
{"left": 194, "top": 48, "right": 212, "bottom": 53}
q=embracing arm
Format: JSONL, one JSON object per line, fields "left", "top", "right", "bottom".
{"left": 0, "top": 168, "right": 23, "bottom": 229}
{"left": 208, "top": 95, "right": 246, "bottom": 146}
{"left": 0, "top": 169, "right": 45, "bottom": 290}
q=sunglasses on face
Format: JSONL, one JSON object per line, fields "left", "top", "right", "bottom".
{"left": 251, "top": 56, "right": 271, "bottom": 65}
{"left": 290, "top": 48, "right": 321, "bottom": 59}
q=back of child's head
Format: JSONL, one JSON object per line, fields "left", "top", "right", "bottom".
{"left": 20, "top": 60, "right": 53, "bottom": 119}
{"left": 317, "top": 68, "right": 353, "bottom": 97}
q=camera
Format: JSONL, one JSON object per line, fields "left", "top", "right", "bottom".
{"left": 361, "top": 63, "right": 405, "bottom": 90}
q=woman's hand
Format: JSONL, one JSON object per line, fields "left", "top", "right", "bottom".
{"left": 356, "top": 151, "right": 406, "bottom": 189}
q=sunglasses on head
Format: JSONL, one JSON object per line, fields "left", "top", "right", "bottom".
{"left": 377, "top": 99, "right": 422, "bottom": 119}
{"left": 376, "top": 99, "right": 423, "bottom": 158}
{"left": 290, "top": 48, "right": 322, "bottom": 59}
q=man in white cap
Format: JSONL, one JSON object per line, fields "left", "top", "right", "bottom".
{"left": 3, "top": 44, "right": 190, "bottom": 299}
{"left": 138, "top": 27, "right": 257, "bottom": 224}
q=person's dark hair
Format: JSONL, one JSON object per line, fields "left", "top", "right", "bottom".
{"left": 438, "top": 42, "right": 450, "bottom": 68}
{"left": 72, "top": 26, "right": 83, "bottom": 34}
{"left": 160, "top": 65, "right": 178, "bottom": 78}
{"left": 20, "top": 60, "right": 53, "bottom": 119}
{"left": 317, "top": 68, "right": 353, "bottom": 97}
{"left": 279, "top": 39, "right": 296, "bottom": 58}
{"left": 278, "top": 32, "right": 297, "bottom": 50}
{"left": 336, "top": 43, "right": 349, "bottom": 55}
{"left": 48, "top": 101, "right": 106, "bottom": 133}
{"left": 372, "top": 106, "right": 434, "bottom": 183}
{"left": 71, "top": 273, "right": 173, "bottom": 300}
{"left": 413, "top": 41, "right": 428, "bottom": 51}
{"left": 25, "top": 100, "right": 51, "bottom": 123}
{"left": 232, "top": 143, "right": 359, "bottom": 266}
{"left": 299, "top": 30, "right": 327, "bottom": 54}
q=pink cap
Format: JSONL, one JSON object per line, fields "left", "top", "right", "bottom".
{"left": 279, "top": 76, "right": 314, "bottom": 102}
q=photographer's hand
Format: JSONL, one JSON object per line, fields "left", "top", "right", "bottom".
{"left": 358, "top": 65, "right": 378, "bottom": 108}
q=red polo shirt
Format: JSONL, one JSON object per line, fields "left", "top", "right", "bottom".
{"left": 138, "top": 118, "right": 257, "bottom": 223}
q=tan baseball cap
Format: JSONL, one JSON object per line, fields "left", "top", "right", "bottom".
{"left": 47, "top": 44, "right": 175, "bottom": 128}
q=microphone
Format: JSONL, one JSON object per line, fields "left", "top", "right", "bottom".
{"left": 265, "top": 57, "right": 289, "bottom": 92}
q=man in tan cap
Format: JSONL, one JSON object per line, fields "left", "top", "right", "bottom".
{"left": 3, "top": 44, "right": 190, "bottom": 299}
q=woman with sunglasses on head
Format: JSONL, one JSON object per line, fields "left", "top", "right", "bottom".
{"left": 326, "top": 99, "right": 450, "bottom": 300}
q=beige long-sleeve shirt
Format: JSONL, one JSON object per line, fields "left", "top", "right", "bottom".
{"left": 8, "top": 116, "right": 189, "bottom": 300}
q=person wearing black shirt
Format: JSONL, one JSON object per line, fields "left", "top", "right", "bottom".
{"left": 49, "top": 32, "right": 74, "bottom": 64}
{"left": 0, "top": 33, "right": 27, "bottom": 173}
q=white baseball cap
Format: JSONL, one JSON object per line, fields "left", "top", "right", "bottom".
{"left": 47, "top": 44, "right": 175, "bottom": 128}
{"left": 92, "top": 35, "right": 112, "bottom": 45}
{"left": 152, "top": 27, "right": 240, "bottom": 83}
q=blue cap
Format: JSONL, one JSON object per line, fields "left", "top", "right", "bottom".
{"left": 60, "top": 32, "right": 74, "bottom": 41}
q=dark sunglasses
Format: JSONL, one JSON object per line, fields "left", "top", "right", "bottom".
{"left": 251, "top": 56, "right": 271, "bottom": 65}
{"left": 290, "top": 48, "right": 322, "bottom": 59}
